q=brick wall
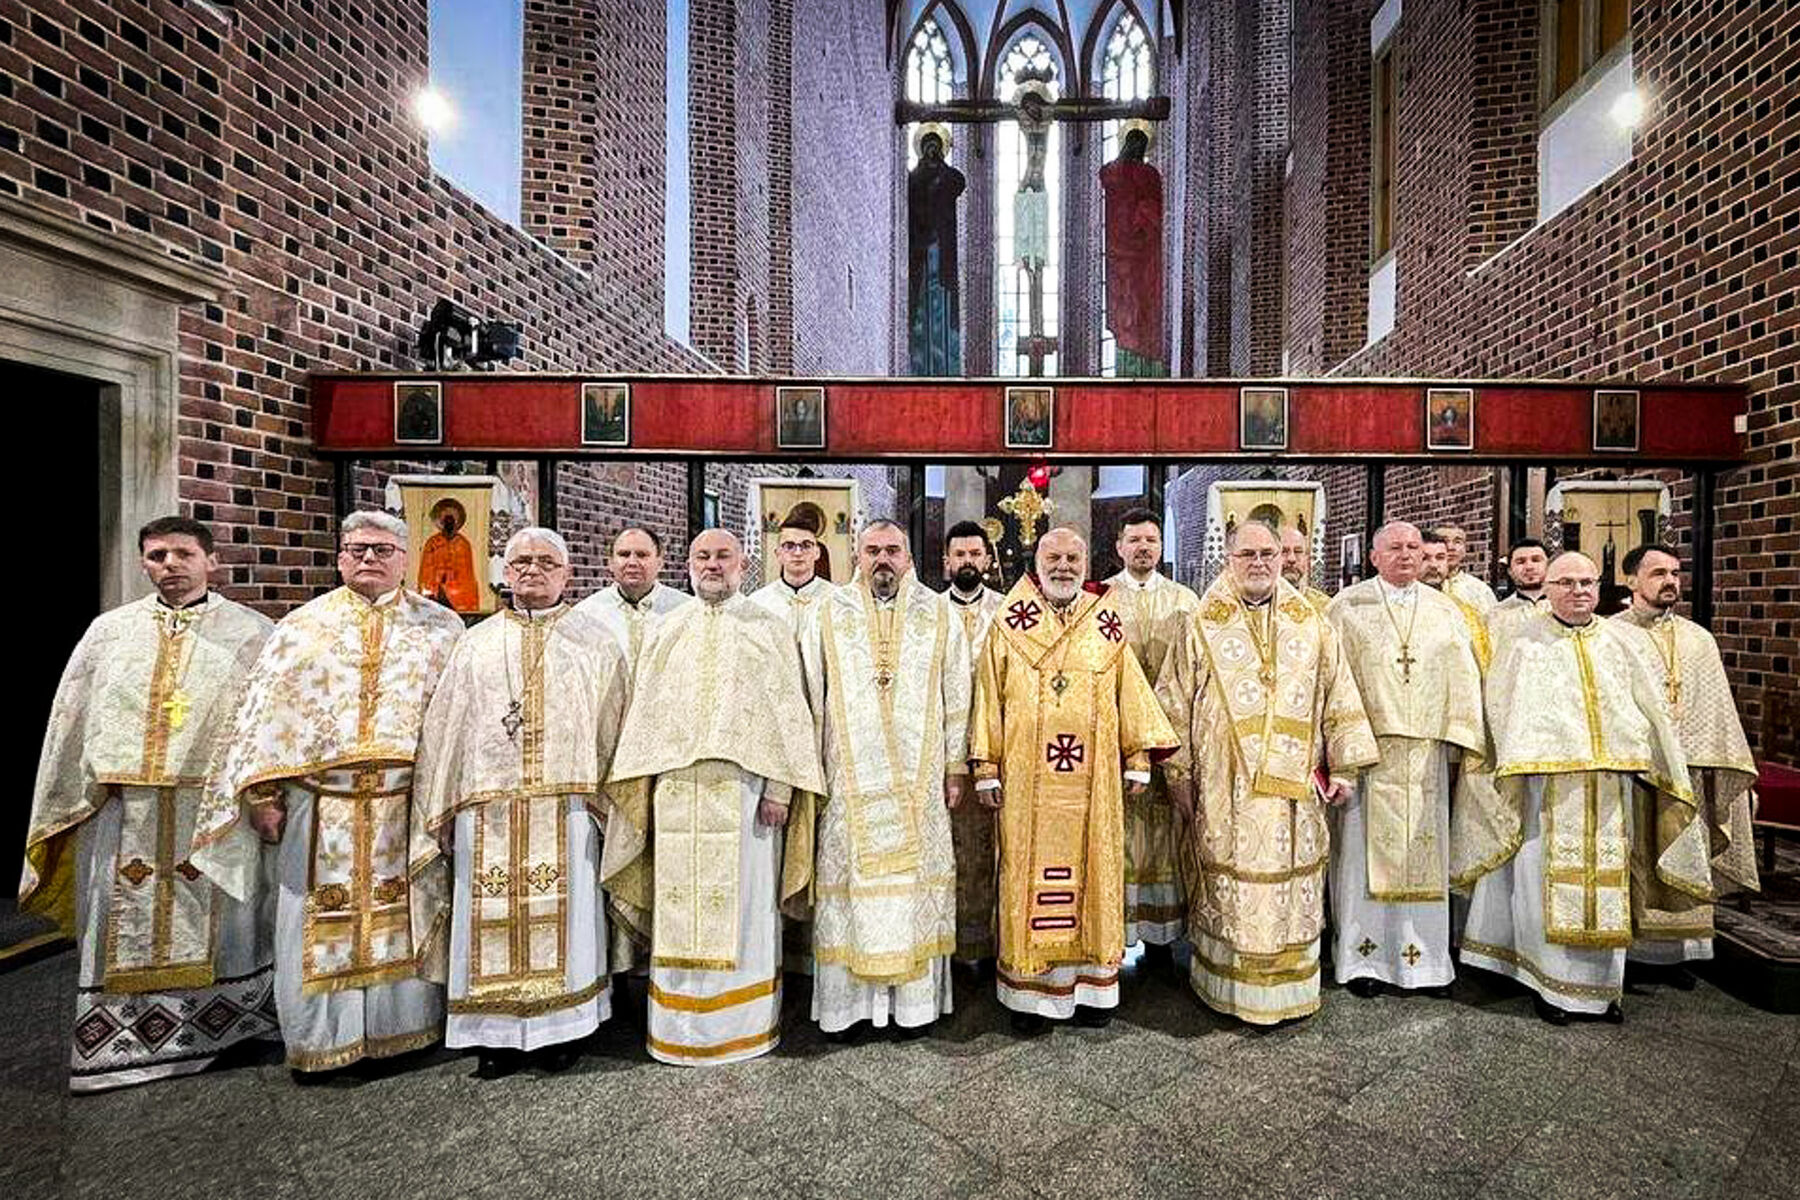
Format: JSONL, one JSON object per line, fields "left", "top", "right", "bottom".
{"left": 1, "top": 0, "right": 899, "bottom": 618}
{"left": 1283, "top": 0, "right": 1800, "bottom": 753}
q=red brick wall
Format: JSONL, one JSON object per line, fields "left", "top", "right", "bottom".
{"left": 1, "top": 0, "right": 899, "bottom": 617}
{"left": 1284, "top": 0, "right": 1800, "bottom": 753}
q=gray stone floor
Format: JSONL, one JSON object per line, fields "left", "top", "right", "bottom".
{"left": 3, "top": 948, "right": 1797, "bottom": 1200}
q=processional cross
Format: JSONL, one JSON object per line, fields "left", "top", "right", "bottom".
{"left": 897, "top": 89, "right": 1170, "bottom": 378}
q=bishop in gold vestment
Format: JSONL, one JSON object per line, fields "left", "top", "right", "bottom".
{"left": 942, "top": 520, "right": 1005, "bottom": 964}
{"left": 411, "top": 530, "right": 631, "bottom": 1071}
{"left": 1455, "top": 554, "right": 1708, "bottom": 1020}
{"left": 970, "top": 529, "right": 1177, "bottom": 1026}
{"left": 24, "top": 519, "right": 277, "bottom": 1090}
{"left": 1105, "top": 509, "right": 1201, "bottom": 951}
{"left": 1329, "top": 524, "right": 1486, "bottom": 996}
{"left": 797, "top": 523, "right": 971, "bottom": 1033}
{"left": 1158, "top": 521, "right": 1377, "bottom": 1024}
{"left": 193, "top": 512, "right": 464, "bottom": 1072}
{"left": 601, "top": 530, "right": 824, "bottom": 1065}
{"left": 1612, "top": 544, "right": 1759, "bottom": 969}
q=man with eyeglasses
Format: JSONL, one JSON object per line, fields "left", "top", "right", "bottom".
{"left": 1454, "top": 551, "right": 1702, "bottom": 1025}
{"left": 796, "top": 521, "right": 971, "bottom": 1038}
{"left": 1102, "top": 508, "right": 1200, "bottom": 969}
{"left": 601, "top": 529, "right": 824, "bottom": 1065}
{"left": 1326, "top": 522, "right": 1486, "bottom": 1002}
{"left": 750, "top": 506, "right": 836, "bottom": 631}
{"left": 194, "top": 510, "right": 464, "bottom": 1077}
{"left": 23, "top": 516, "right": 278, "bottom": 1091}
{"left": 575, "top": 526, "right": 691, "bottom": 662}
{"left": 1158, "top": 518, "right": 1376, "bottom": 1024}
{"left": 1610, "top": 543, "right": 1758, "bottom": 988}
{"left": 410, "top": 528, "right": 632, "bottom": 1077}
{"left": 969, "top": 527, "right": 1178, "bottom": 1034}
{"left": 941, "top": 520, "right": 1006, "bottom": 969}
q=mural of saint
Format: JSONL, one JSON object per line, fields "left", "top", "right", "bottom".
{"left": 418, "top": 497, "right": 481, "bottom": 611}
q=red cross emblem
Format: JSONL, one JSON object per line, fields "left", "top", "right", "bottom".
{"left": 1046, "top": 734, "right": 1085, "bottom": 772}
{"left": 1006, "top": 600, "right": 1042, "bottom": 630}
{"left": 1097, "top": 610, "right": 1124, "bottom": 642}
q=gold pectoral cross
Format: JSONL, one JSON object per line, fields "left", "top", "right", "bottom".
{"left": 163, "top": 689, "right": 192, "bottom": 731}
{"left": 1395, "top": 644, "right": 1416, "bottom": 683}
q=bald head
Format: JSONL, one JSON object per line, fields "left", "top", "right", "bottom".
{"left": 857, "top": 520, "right": 911, "bottom": 600}
{"left": 688, "top": 529, "right": 744, "bottom": 603}
{"left": 1279, "top": 526, "right": 1310, "bottom": 587}
{"left": 1544, "top": 551, "right": 1600, "bottom": 625}
{"left": 1036, "top": 527, "right": 1088, "bottom": 606}
{"left": 1371, "top": 522, "right": 1422, "bottom": 587}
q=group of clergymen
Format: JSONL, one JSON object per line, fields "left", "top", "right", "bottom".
{"left": 24, "top": 503, "right": 1759, "bottom": 1092}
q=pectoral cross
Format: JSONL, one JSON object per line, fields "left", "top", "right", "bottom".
{"left": 999, "top": 481, "right": 1054, "bottom": 547}
{"left": 163, "top": 689, "right": 192, "bottom": 731}
{"left": 1395, "top": 644, "right": 1416, "bottom": 683}
{"left": 501, "top": 700, "right": 524, "bottom": 742}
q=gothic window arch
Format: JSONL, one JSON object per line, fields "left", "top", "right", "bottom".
{"left": 1097, "top": 7, "right": 1153, "bottom": 376}
{"left": 904, "top": 14, "right": 956, "bottom": 167}
{"left": 995, "top": 31, "right": 1063, "bottom": 378}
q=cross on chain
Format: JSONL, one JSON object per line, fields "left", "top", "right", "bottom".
{"left": 1395, "top": 644, "right": 1417, "bottom": 682}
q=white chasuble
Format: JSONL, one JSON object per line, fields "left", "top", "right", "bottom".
{"left": 410, "top": 604, "right": 630, "bottom": 1049}
{"left": 1453, "top": 613, "right": 1706, "bottom": 1012}
{"left": 1612, "top": 609, "right": 1760, "bottom": 962}
{"left": 1156, "top": 578, "right": 1377, "bottom": 1024}
{"left": 798, "top": 576, "right": 970, "bottom": 1032}
{"left": 947, "top": 585, "right": 1005, "bottom": 963}
{"left": 195, "top": 586, "right": 463, "bottom": 1070}
{"left": 969, "top": 578, "right": 1179, "bottom": 1018}
{"left": 1444, "top": 571, "right": 1498, "bottom": 615}
{"left": 572, "top": 582, "right": 691, "bottom": 665}
{"left": 601, "top": 595, "right": 824, "bottom": 1064}
{"left": 25, "top": 594, "right": 277, "bottom": 1090}
{"left": 1105, "top": 571, "right": 1202, "bottom": 947}
{"left": 749, "top": 575, "right": 835, "bottom": 632}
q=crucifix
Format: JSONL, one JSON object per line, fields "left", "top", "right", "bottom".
{"left": 898, "top": 77, "right": 1171, "bottom": 378}
{"left": 999, "top": 479, "right": 1054, "bottom": 546}
{"left": 1395, "top": 644, "right": 1417, "bottom": 683}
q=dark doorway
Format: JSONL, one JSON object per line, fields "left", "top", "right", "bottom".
{"left": 7, "top": 361, "right": 103, "bottom": 898}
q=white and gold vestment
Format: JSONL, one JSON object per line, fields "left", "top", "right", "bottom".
{"left": 1157, "top": 578, "right": 1378, "bottom": 1023}
{"left": 194, "top": 586, "right": 463, "bottom": 1071}
{"left": 411, "top": 603, "right": 631, "bottom": 1050}
{"left": 1454, "top": 612, "right": 1708, "bottom": 1013}
{"left": 573, "top": 581, "right": 691, "bottom": 663}
{"left": 601, "top": 594, "right": 824, "bottom": 1065}
{"left": 796, "top": 574, "right": 970, "bottom": 1032}
{"left": 970, "top": 577, "right": 1178, "bottom": 1019}
{"left": 24, "top": 593, "right": 277, "bottom": 1091}
{"left": 1444, "top": 570, "right": 1498, "bottom": 616}
{"left": 1327, "top": 578, "right": 1486, "bottom": 991}
{"left": 1104, "top": 569, "right": 1201, "bottom": 947}
{"left": 1612, "top": 607, "right": 1759, "bottom": 963}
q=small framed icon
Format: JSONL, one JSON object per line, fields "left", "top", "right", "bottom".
{"left": 1425, "top": 387, "right": 1474, "bottom": 451}
{"left": 581, "top": 382, "right": 631, "bottom": 447}
{"left": 394, "top": 381, "right": 443, "bottom": 445}
{"left": 1239, "top": 386, "right": 1289, "bottom": 451}
{"left": 1005, "top": 386, "right": 1054, "bottom": 450}
{"left": 1592, "top": 389, "right": 1640, "bottom": 453}
{"left": 776, "top": 386, "right": 827, "bottom": 450}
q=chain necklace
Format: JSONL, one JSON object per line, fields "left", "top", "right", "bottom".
{"left": 1378, "top": 584, "right": 1421, "bottom": 683}
{"left": 502, "top": 606, "right": 559, "bottom": 742}
{"left": 153, "top": 600, "right": 206, "bottom": 731}
{"left": 1241, "top": 595, "right": 1277, "bottom": 686}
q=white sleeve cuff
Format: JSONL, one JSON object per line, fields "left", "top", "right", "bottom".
{"left": 1123, "top": 770, "right": 1151, "bottom": 784}
{"left": 975, "top": 778, "right": 1001, "bottom": 792}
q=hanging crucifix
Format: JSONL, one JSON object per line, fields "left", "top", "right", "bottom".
{"left": 897, "top": 80, "right": 1170, "bottom": 378}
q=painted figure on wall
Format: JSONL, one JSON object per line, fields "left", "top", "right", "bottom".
{"left": 418, "top": 499, "right": 480, "bottom": 611}
{"left": 908, "top": 124, "right": 965, "bottom": 376}
{"left": 1099, "top": 123, "right": 1166, "bottom": 377}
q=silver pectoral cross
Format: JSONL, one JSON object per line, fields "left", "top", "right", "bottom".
{"left": 501, "top": 700, "right": 524, "bottom": 742}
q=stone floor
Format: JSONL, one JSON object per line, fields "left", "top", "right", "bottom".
{"left": 2, "top": 947, "right": 1797, "bottom": 1200}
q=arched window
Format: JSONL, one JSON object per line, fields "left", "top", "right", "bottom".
{"left": 1099, "top": 10, "right": 1152, "bottom": 377}
{"left": 905, "top": 17, "right": 955, "bottom": 168}
{"left": 995, "top": 34, "right": 1061, "bottom": 378}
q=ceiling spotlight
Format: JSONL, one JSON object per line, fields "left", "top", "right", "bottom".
{"left": 417, "top": 298, "right": 522, "bottom": 370}
{"left": 1610, "top": 89, "right": 1645, "bottom": 129}
{"left": 413, "top": 87, "right": 455, "bottom": 134}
